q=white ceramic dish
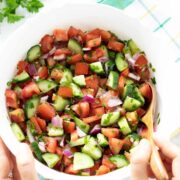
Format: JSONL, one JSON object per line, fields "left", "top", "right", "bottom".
{"left": 0, "top": 2, "right": 179, "bottom": 180}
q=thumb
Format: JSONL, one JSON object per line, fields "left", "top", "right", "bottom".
{"left": 15, "top": 143, "right": 39, "bottom": 180}
{"left": 131, "top": 139, "right": 152, "bottom": 180}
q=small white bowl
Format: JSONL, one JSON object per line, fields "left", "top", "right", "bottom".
{"left": 0, "top": 2, "right": 179, "bottom": 180}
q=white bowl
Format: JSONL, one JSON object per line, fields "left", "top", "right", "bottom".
{"left": 0, "top": 2, "right": 179, "bottom": 180}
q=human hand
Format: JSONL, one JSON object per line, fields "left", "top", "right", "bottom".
{"left": 0, "top": 137, "right": 38, "bottom": 180}
{"left": 131, "top": 135, "right": 180, "bottom": 180}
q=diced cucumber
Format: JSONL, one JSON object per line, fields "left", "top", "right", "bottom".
{"left": 106, "top": 71, "right": 119, "bottom": 90}
{"left": 81, "top": 172, "right": 90, "bottom": 176}
{"left": 109, "top": 155, "right": 129, "bottom": 168}
{"left": 87, "top": 137, "right": 97, "bottom": 146}
{"left": 53, "top": 95, "right": 70, "bottom": 111}
{"left": 97, "top": 133, "right": 108, "bottom": 147}
{"left": 42, "top": 153, "right": 60, "bottom": 168}
{"left": 14, "top": 86, "right": 22, "bottom": 95}
{"left": 101, "top": 112, "right": 120, "bottom": 126}
{"left": 118, "top": 117, "right": 132, "bottom": 135}
{"left": 123, "top": 96, "right": 142, "bottom": 111}
{"left": 37, "top": 80, "right": 57, "bottom": 93}
{"left": 60, "top": 69, "right": 73, "bottom": 85}
{"left": 73, "top": 116, "right": 90, "bottom": 133}
{"left": 115, "top": 53, "right": 128, "bottom": 72}
{"left": 82, "top": 143, "right": 102, "bottom": 160}
{"left": 104, "top": 60, "right": 115, "bottom": 74}
{"left": 73, "top": 152, "right": 94, "bottom": 170}
{"left": 68, "top": 39, "right": 83, "bottom": 54}
{"left": 70, "top": 83, "right": 83, "bottom": 98}
{"left": 123, "top": 84, "right": 145, "bottom": 105}
{"left": 128, "top": 39, "right": 140, "bottom": 55}
{"left": 73, "top": 75, "right": 86, "bottom": 87}
{"left": 123, "top": 42, "right": 131, "bottom": 55}
{"left": 90, "top": 62, "right": 104, "bottom": 75}
{"left": 125, "top": 79, "right": 134, "bottom": 85}
{"left": 11, "top": 123, "right": 25, "bottom": 141}
{"left": 27, "top": 45, "right": 41, "bottom": 62}
{"left": 31, "top": 142, "right": 43, "bottom": 161}
{"left": 12, "top": 71, "right": 30, "bottom": 83}
{"left": 69, "top": 136, "right": 87, "bottom": 147}
{"left": 47, "top": 124, "right": 64, "bottom": 136}
{"left": 25, "top": 96, "right": 40, "bottom": 119}
{"left": 99, "top": 45, "right": 109, "bottom": 57}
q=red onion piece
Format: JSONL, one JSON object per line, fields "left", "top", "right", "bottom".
{"left": 98, "top": 56, "right": 109, "bottom": 62}
{"left": 38, "top": 142, "right": 46, "bottom": 152}
{"left": 59, "top": 136, "right": 65, "bottom": 147}
{"left": 77, "top": 127, "right": 87, "bottom": 137}
{"left": 27, "top": 64, "right": 37, "bottom": 76}
{"left": 125, "top": 53, "right": 136, "bottom": 66}
{"left": 52, "top": 115, "right": 63, "bottom": 128}
{"left": 40, "top": 95, "right": 49, "bottom": 103}
{"left": 90, "top": 124, "right": 101, "bottom": 135}
{"left": 53, "top": 54, "right": 66, "bottom": 61}
{"left": 82, "top": 47, "right": 91, "bottom": 51}
{"left": 82, "top": 95, "right": 95, "bottom": 103}
{"left": 42, "top": 47, "right": 56, "bottom": 59}
{"left": 108, "top": 97, "right": 122, "bottom": 107}
{"left": 128, "top": 72, "right": 140, "bottom": 81}
{"left": 63, "top": 149, "right": 73, "bottom": 158}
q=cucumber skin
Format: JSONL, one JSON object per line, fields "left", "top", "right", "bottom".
{"left": 106, "top": 71, "right": 119, "bottom": 90}
{"left": 68, "top": 39, "right": 83, "bottom": 54}
{"left": 115, "top": 53, "right": 128, "bottom": 72}
{"left": 27, "top": 45, "right": 41, "bottom": 62}
{"left": 11, "top": 123, "right": 25, "bottom": 142}
{"left": 37, "top": 80, "right": 57, "bottom": 93}
{"left": 13, "top": 71, "right": 30, "bottom": 83}
{"left": 123, "top": 96, "right": 142, "bottom": 111}
{"left": 109, "top": 155, "right": 129, "bottom": 168}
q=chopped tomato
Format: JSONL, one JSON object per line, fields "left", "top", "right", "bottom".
{"left": 53, "top": 29, "right": 68, "bottom": 42}
{"left": 58, "top": 86, "right": 73, "bottom": 98}
{"left": 91, "top": 107, "right": 105, "bottom": 117}
{"left": 101, "top": 128, "right": 120, "bottom": 138}
{"left": 64, "top": 164, "right": 80, "bottom": 175}
{"left": 30, "top": 117, "right": 42, "bottom": 134}
{"left": 71, "top": 104, "right": 81, "bottom": 116}
{"left": 63, "top": 156, "right": 73, "bottom": 166}
{"left": 38, "top": 66, "right": 48, "bottom": 79}
{"left": 85, "top": 75, "right": 99, "bottom": 94}
{"left": 118, "top": 75, "right": 125, "bottom": 96}
{"left": 135, "top": 54, "right": 148, "bottom": 68}
{"left": 100, "top": 30, "right": 112, "bottom": 41}
{"left": 109, "top": 138, "right": 123, "bottom": 154}
{"left": 56, "top": 147, "right": 63, "bottom": 157}
{"left": 108, "top": 41, "right": 124, "bottom": 52}
{"left": 68, "top": 26, "right": 80, "bottom": 38}
{"left": 36, "top": 117, "right": 47, "bottom": 132}
{"left": 81, "top": 88, "right": 95, "bottom": 97}
{"left": 54, "top": 48, "right": 72, "bottom": 56}
{"left": 136, "top": 108, "right": 146, "bottom": 117}
{"left": 99, "top": 78, "right": 107, "bottom": 88}
{"left": 21, "top": 82, "right": 40, "bottom": 99}
{"left": 9, "top": 108, "right": 25, "bottom": 123}
{"left": 46, "top": 137, "right": 57, "bottom": 153}
{"left": 70, "top": 130, "right": 78, "bottom": 141}
{"left": 47, "top": 57, "right": 56, "bottom": 67}
{"left": 82, "top": 115, "right": 100, "bottom": 124}
{"left": 75, "top": 62, "right": 89, "bottom": 75}
{"left": 85, "top": 28, "right": 101, "bottom": 42}
{"left": 121, "top": 68, "right": 129, "bottom": 77}
{"left": 93, "top": 47, "right": 105, "bottom": 58}
{"left": 67, "top": 53, "right": 83, "bottom": 64}
{"left": 102, "top": 155, "right": 116, "bottom": 170}
{"left": 90, "top": 98, "right": 102, "bottom": 109}
{"left": 96, "top": 165, "right": 110, "bottom": 175}
{"left": 5, "top": 89, "right": 18, "bottom": 108}
{"left": 37, "top": 103, "right": 56, "bottom": 120}
{"left": 40, "top": 34, "right": 54, "bottom": 53}
{"left": 122, "top": 137, "right": 132, "bottom": 151}
{"left": 136, "top": 67, "right": 150, "bottom": 81}
{"left": 17, "top": 60, "right": 28, "bottom": 73}
{"left": 79, "top": 102, "right": 90, "bottom": 118}
{"left": 50, "top": 68, "right": 63, "bottom": 81}
{"left": 90, "top": 160, "right": 101, "bottom": 175}
{"left": 63, "top": 121, "right": 75, "bottom": 133}
{"left": 139, "top": 83, "right": 152, "bottom": 101}
{"left": 86, "top": 37, "right": 101, "bottom": 48}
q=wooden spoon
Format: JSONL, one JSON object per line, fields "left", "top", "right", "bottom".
{"left": 141, "top": 82, "right": 169, "bottom": 180}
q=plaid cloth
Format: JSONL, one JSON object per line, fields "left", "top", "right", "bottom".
{"left": 97, "top": 0, "right": 180, "bottom": 63}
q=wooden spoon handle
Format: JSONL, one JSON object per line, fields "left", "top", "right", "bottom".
{"left": 150, "top": 144, "right": 169, "bottom": 180}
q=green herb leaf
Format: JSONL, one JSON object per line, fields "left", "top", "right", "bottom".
{"left": 0, "top": 12, "right": 4, "bottom": 22}
{"left": 151, "top": 77, "right": 156, "bottom": 85}
{"left": 7, "top": 13, "right": 24, "bottom": 23}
